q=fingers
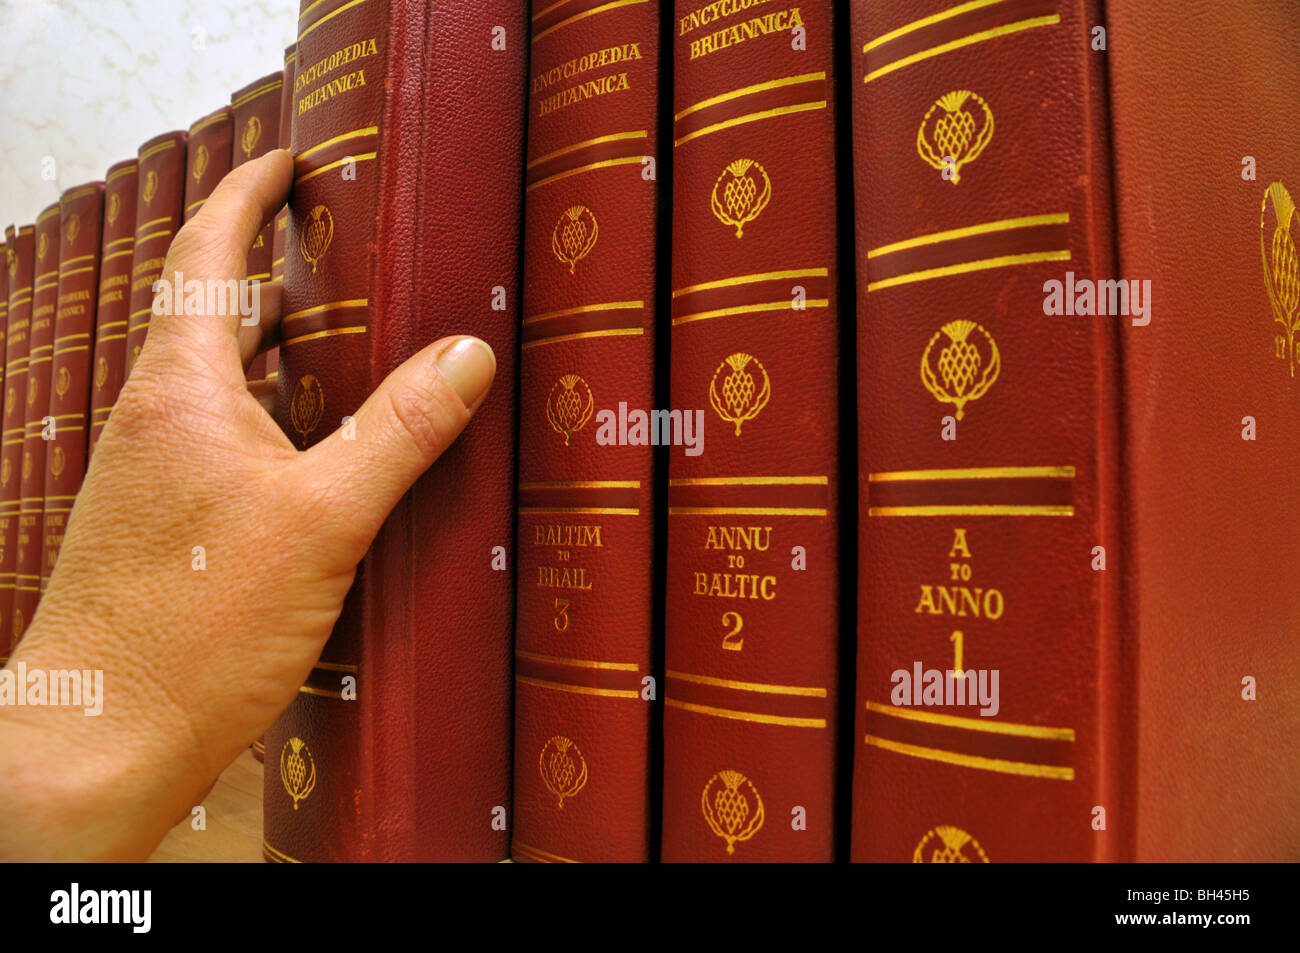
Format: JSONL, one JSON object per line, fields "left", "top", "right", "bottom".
{"left": 296, "top": 335, "right": 496, "bottom": 549}
{"left": 235, "top": 276, "right": 283, "bottom": 369}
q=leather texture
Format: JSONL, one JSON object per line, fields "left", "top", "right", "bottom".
{"left": 511, "top": 0, "right": 659, "bottom": 864}
{"left": 13, "top": 206, "right": 65, "bottom": 645}
{"left": 663, "top": 0, "right": 841, "bottom": 862}
{"left": 124, "top": 130, "right": 187, "bottom": 379}
{"left": 0, "top": 224, "right": 33, "bottom": 654}
{"left": 1107, "top": 0, "right": 1300, "bottom": 861}
{"left": 88, "top": 159, "right": 138, "bottom": 458}
{"left": 262, "top": 44, "right": 297, "bottom": 389}
{"left": 264, "top": 0, "right": 527, "bottom": 862}
{"left": 184, "top": 107, "right": 234, "bottom": 223}
{"left": 41, "top": 183, "right": 105, "bottom": 592}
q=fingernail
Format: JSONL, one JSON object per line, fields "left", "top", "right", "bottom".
{"left": 434, "top": 336, "right": 496, "bottom": 411}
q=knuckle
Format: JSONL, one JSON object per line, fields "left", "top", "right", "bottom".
{"left": 385, "top": 378, "right": 458, "bottom": 461}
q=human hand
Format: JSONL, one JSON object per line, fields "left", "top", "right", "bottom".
{"left": 0, "top": 149, "right": 496, "bottom": 860}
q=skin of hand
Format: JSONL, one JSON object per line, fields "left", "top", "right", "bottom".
{"left": 0, "top": 149, "right": 497, "bottom": 860}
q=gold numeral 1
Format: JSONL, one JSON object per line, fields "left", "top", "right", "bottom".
{"left": 950, "top": 629, "right": 963, "bottom": 675}
{"left": 722, "top": 611, "right": 743, "bottom": 651}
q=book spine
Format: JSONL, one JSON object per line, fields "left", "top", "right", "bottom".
{"left": 13, "top": 206, "right": 63, "bottom": 643}
{"left": 125, "top": 131, "right": 187, "bottom": 379}
{"left": 184, "top": 107, "right": 234, "bottom": 222}
{"left": 1, "top": 225, "right": 34, "bottom": 654}
{"left": 88, "top": 160, "right": 139, "bottom": 458}
{"left": 264, "top": 0, "right": 526, "bottom": 863}
{"left": 41, "top": 184, "right": 105, "bottom": 592}
{"left": 511, "top": 0, "right": 659, "bottom": 864}
{"left": 232, "top": 69, "right": 284, "bottom": 382}
{"left": 662, "top": 1, "right": 842, "bottom": 861}
{"left": 848, "top": 0, "right": 1116, "bottom": 862}
{"left": 264, "top": 44, "right": 297, "bottom": 388}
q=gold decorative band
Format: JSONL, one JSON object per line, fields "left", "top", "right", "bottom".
{"left": 532, "top": 0, "right": 647, "bottom": 44}
{"left": 517, "top": 506, "right": 639, "bottom": 516}
{"left": 868, "top": 504, "right": 1074, "bottom": 517}
{"left": 673, "top": 267, "right": 828, "bottom": 298}
{"left": 528, "top": 156, "right": 645, "bottom": 192}
{"left": 864, "top": 700, "right": 1074, "bottom": 740}
{"left": 666, "top": 697, "right": 826, "bottom": 729}
{"left": 106, "top": 164, "right": 138, "bottom": 184}
{"left": 675, "top": 101, "right": 826, "bottom": 148}
{"left": 869, "top": 465, "right": 1075, "bottom": 482}
{"left": 528, "top": 131, "right": 648, "bottom": 170}
{"left": 139, "top": 138, "right": 178, "bottom": 161}
{"left": 299, "top": 0, "right": 375, "bottom": 42}
{"left": 516, "top": 674, "right": 640, "bottom": 699}
{"left": 516, "top": 650, "right": 638, "bottom": 672}
{"left": 522, "top": 300, "right": 643, "bottom": 326}
{"left": 668, "top": 506, "right": 827, "bottom": 517}
{"left": 282, "top": 298, "right": 369, "bottom": 324}
{"left": 231, "top": 79, "right": 282, "bottom": 109}
{"left": 512, "top": 839, "right": 579, "bottom": 864}
{"left": 667, "top": 670, "right": 827, "bottom": 697}
{"left": 864, "top": 734, "right": 1074, "bottom": 781}
{"left": 36, "top": 207, "right": 60, "bottom": 224}
{"left": 521, "top": 327, "right": 644, "bottom": 350}
{"left": 676, "top": 71, "right": 826, "bottom": 121}
{"left": 868, "top": 250, "right": 1069, "bottom": 291}
{"left": 280, "top": 325, "right": 368, "bottom": 347}
{"left": 865, "top": 12, "right": 1061, "bottom": 83}
{"left": 669, "top": 475, "right": 827, "bottom": 487}
{"left": 519, "top": 480, "right": 640, "bottom": 489}
{"left": 296, "top": 152, "right": 377, "bottom": 185}
{"left": 297, "top": 126, "right": 380, "bottom": 162}
{"left": 59, "top": 255, "right": 95, "bottom": 270}
{"left": 262, "top": 841, "right": 300, "bottom": 863}
{"left": 868, "top": 213, "right": 1069, "bottom": 258}
{"left": 189, "top": 111, "right": 230, "bottom": 135}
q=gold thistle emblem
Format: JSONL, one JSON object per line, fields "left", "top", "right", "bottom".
{"left": 289, "top": 374, "right": 325, "bottom": 445}
{"left": 701, "top": 770, "right": 764, "bottom": 855}
{"left": 300, "top": 204, "right": 334, "bottom": 274}
{"left": 709, "top": 352, "right": 771, "bottom": 436}
{"left": 545, "top": 373, "right": 594, "bottom": 445}
{"left": 5, "top": 247, "right": 14, "bottom": 279}
{"left": 920, "top": 319, "right": 1000, "bottom": 420}
{"left": 711, "top": 158, "right": 771, "bottom": 238}
{"left": 65, "top": 213, "right": 81, "bottom": 247}
{"left": 106, "top": 193, "right": 121, "bottom": 226}
{"left": 539, "top": 735, "right": 588, "bottom": 808}
{"left": 1, "top": 457, "right": 10, "bottom": 487}
{"left": 13, "top": 609, "right": 23, "bottom": 641}
{"left": 50, "top": 446, "right": 65, "bottom": 478}
{"left": 913, "top": 825, "right": 989, "bottom": 863}
{"left": 4, "top": 386, "right": 12, "bottom": 413}
{"left": 193, "top": 144, "right": 210, "bottom": 182}
{"left": 94, "top": 356, "right": 108, "bottom": 391}
{"left": 37, "top": 231, "right": 49, "bottom": 262}
{"left": 27, "top": 374, "right": 37, "bottom": 406}
{"left": 1261, "top": 181, "right": 1300, "bottom": 377}
{"left": 55, "top": 366, "right": 71, "bottom": 399}
{"left": 279, "top": 737, "right": 316, "bottom": 810}
{"left": 241, "top": 116, "right": 262, "bottom": 158}
{"left": 142, "top": 169, "right": 159, "bottom": 205}
{"left": 551, "top": 205, "right": 598, "bottom": 274}
{"left": 916, "top": 90, "right": 994, "bottom": 185}
{"left": 21, "top": 451, "right": 31, "bottom": 481}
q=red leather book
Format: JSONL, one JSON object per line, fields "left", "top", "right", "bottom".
{"left": 124, "top": 131, "right": 187, "bottom": 379}
{"left": 662, "top": 1, "right": 842, "bottom": 862}
{"left": 184, "top": 107, "right": 234, "bottom": 222}
{"left": 1, "top": 224, "right": 34, "bottom": 654}
{"left": 263, "top": 0, "right": 526, "bottom": 863}
{"left": 511, "top": 0, "right": 659, "bottom": 865}
{"left": 849, "top": 0, "right": 1300, "bottom": 862}
{"left": 231, "top": 71, "right": 284, "bottom": 382}
{"left": 263, "top": 44, "right": 297, "bottom": 387}
{"left": 0, "top": 230, "right": 10, "bottom": 659}
{"left": 41, "top": 183, "right": 105, "bottom": 592}
{"left": 13, "top": 206, "right": 62, "bottom": 644}
{"left": 88, "top": 160, "right": 139, "bottom": 458}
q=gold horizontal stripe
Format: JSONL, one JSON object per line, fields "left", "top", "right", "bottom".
{"left": 869, "top": 466, "right": 1075, "bottom": 482}
{"left": 185, "top": 200, "right": 206, "bottom": 214}
{"left": 670, "top": 475, "right": 827, "bottom": 486}
{"left": 101, "top": 249, "right": 133, "bottom": 262}
{"left": 297, "top": 126, "right": 379, "bottom": 161}
{"left": 297, "top": 152, "right": 377, "bottom": 184}
{"left": 96, "top": 333, "right": 127, "bottom": 344}
{"left": 675, "top": 100, "right": 826, "bottom": 147}
{"left": 516, "top": 650, "right": 638, "bottom": 672}
{"left": 868, "top": 213, "right": 1070, "bottom": 258}
{"left": 298, "top": 0, "right": 327, "bottom": 23}
{"left": 864, "top": 700, "right": 1075, "bottom": 740}
{"left": 523, "top": 300, "right": 643, "bottom": 326}
{"left": 528, "top": 156, "right": 646, "bottom": 191}
{"left": 91, "top": 407, "right": 113, "bottom": 416}
{"left": 106, "top": 164, "right": 137, "bottom": 183}
{"left": 865, "top": 15, "right": 1061, "bottom": 83}
{"left": 867, "top": 250, "right": 1070, "bottom": 291}
{"left": 282, "top": 298, "right": 369, "bottom": 323}
{"left": 105, "top": 236, "right": 135, "bottom": 249}
{"left": 37, "top": 207, "right": 60, "bottom": 224}
{"left": 136, "top": 229, "right": 175, "bottom": 246}
{"left": 42, "top": 506, "right": 74, "bottom": 514}
{"left": 128, "top": 308, "right": 153, "bottom": 320}
{"left": 14, "top": 586, "right": 41, "bottom": 593}
{"left": 864, "top": 735, "right": 1074, "bottom": 781}
{"left": 516, "top": 674, "right": 640, "bottom": 699}
{"left": 313, "top": 661, "right": 357, "bottom": 673}
{"left": 675, "top": 71, "right": 825, "bottom": 121}
{"left": 57, "top": 266, "right": 94, "bottom": 279}
{"left": 30, "top": 343, "right": 53, "bottom": 353}
{"left": 528, "top": 131, "right": 647, "bottom": 169}
{"left": 669, "top": 506, "right": 827, "bottom": 517}
{"left": 59, "top": 255, "right": 95, "bottom": 269}
{"left": 512, "top": 840, "right": 579, "bottom": 864}
{"left": 135, "top": 216, "right": 169, "bottom": 234}
{"left": 60, "top": 185, "right": 100, "bottom": 204}
{"left": 519, "top": 480, "right": 640, "bottom": 489}
{"left": 673, "top": 268, "right": 827, "bottom": 298}
{"left": 533, "top": 0, "right": 647, "bottom": 43}
{"left": 668, "top": 670, "right": 826, "bottom": 697}
{"left": 666, "top": 697, "right": 825, "bottom": 729}
{"left": 231, "top": 78, "right": 282, "bottom": 109}
{"left": 8, "top": 294, "right": 32, "bottom": 305}
{"left": 298, "top": 684, "right": 344, "bottom": 699}
{"left": 188, "top": 111, "right": 229, "bottom": 135}
{"left": 299, "top": 0, "right": 374, "bottom": 41}
{"left": 139, "top": 138, "right": 178, "bottom": 161}
{"left": 517, "top": 506, "right": 639, "bottom": 516}
{"left": 262, "top": 841, "right": 300, "bottom": 864}
{"left": 863, "top": 0, "right": 1009, "bottom": 52}
{"left": 281, "top": 325, "right": 369, "bottom": 347}
{"left": 522, "top": 327, "right": 644, "bottom": 349}
{"left": 246, "top": 272, "right": 270, "bottom": 281}
{"left": 673, "top": 298, "right": 828, "bottom": 326}
{"left": 869, "top": 505, "right": 1074, "bottom": 517}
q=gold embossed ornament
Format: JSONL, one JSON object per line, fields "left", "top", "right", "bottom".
{"left": 913, "top": 825, "right": 988, "bottom": 862}
{"left": 300, "top": 204, "right": 334, "bottom": 274}
{"left": 917, "top": 90, "right": 994, "bottom": 185}
{"left": 709, "top": 352, "right": 771, "bottom": 436}
{"left": 551, "top": 205, "right": 598, "bottom": 273}
{"left": 94, "top": 356, "right": 108, "bottom": 391}
{"left": 545, "top": 373, "right": 594, "bottom": 445}
{"left": 539, "top": 736, "right": 588, "bottom": 808}
{"left": 289, "top": 374, "right": 325, "bottom": 446}
{"left": 711, "top": 159, "right": 772, "bottom": 238}
{"left": 142, "top": 170, "right": 159, "bottom": 205}
{"left": 701, "top": 770, "right": 765, "bottom": 854}
{"left": 65, "top": 213, "right": 81, "bottom": 247}
{"left": 193, "top": 144, "right": 210, "bottom": 182}
{"left": 106, "top": 193, "right": 121, "bottom": 226}
{"left": 241, "top": 116, "right": 262, "bottom": 159}
{"left": 1261, "top": 181, "right": 1300, "bottom": 376}
{"left": 279, "top": 736, "right": 317, "bottom": 810}
{"left": 920, "top": 319, "right": 1000, "bottom": 419}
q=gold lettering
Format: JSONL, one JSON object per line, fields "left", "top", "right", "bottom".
{"left": 687, "top": 6, "right": 803, "bottom": 60}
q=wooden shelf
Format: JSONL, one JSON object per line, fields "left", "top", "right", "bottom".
{"left": 148, "top": 748, "right": 263, "bottom": 863}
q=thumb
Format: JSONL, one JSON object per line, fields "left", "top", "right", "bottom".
{"left": 295, "top": 334, "right": 496, "bottom": 548}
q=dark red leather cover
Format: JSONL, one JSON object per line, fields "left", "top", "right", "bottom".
{"left": 13, "top": 206, "right": 64, "bottom": 643}
{"left": 263, "top": 0, "right": 526, "bottom": 862}
{"left": 1, "top": 225, "right": 34, "bottom": 654}
{"left": 231, "top": 72, "right": 284, "bottom": 355}
{"left": 124, "top": 130, "right": 187, "bottom": 379}
{"left": 263, "top": 44, "right": 297, "bottom": 389}
{"left": 41, "top": 184, "right": 105, "bottom": 592}
{"left": 88, "top": 160, "right": 138, "bottom": 458}
{"left": 0, "top": 228, "right": 12, "bottom": 659}
{"left": 511, "top": 0, "right": 659, "bottom": 864}
{"left": 1107, "top": 1, "right": 1300, "bottom": 861}
{"left": 184, "top": 107, "right": 234, "bottom": 222}
{"left": 663, "top": 1, "right": 841, "bottom": 862}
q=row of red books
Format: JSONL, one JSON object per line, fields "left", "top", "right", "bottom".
{"left": 5, "top": 0, "right": 1298, "bottom": 862}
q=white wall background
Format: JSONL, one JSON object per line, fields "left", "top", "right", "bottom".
{"left": 0, "top": 0, "right": 298, "bottom": 228}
